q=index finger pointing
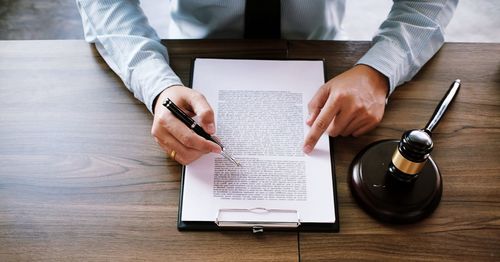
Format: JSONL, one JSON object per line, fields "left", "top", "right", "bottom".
{"left": 303, "top": 97, "right": 340, "bottom": 153}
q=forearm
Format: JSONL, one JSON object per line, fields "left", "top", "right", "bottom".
{"left": 76, "top": 0, "right": 182, "bottom": 112}
{"left": 356, "top": 0, "right": 458, "bottom": 95}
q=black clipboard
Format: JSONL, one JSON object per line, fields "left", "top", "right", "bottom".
{"left": 177, "top": 58, "right": 339, "bottom": 233}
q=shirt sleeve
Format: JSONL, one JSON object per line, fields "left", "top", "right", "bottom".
{"left": 356, "top": 0, "right": 458, "bottom": 95}
{"left": 76, "top": 0, "right": 183, "bottom": 113}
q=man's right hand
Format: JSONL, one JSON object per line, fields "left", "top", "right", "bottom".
{"left": 152, "top": 85, "right": 221, "bottom": 165}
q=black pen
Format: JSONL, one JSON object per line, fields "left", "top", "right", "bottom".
{"left": 163, "top": 98, "right": 240, "bottom": 166}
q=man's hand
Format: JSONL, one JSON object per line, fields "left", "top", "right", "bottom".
{"left": 152, "top": 85, "right": 221, "bottom": 164}
{"left": 303, "top": 64, "right": 388, "bottom": 153}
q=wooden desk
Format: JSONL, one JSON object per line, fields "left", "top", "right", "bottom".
{"left": 0, "top": 40, "right": 498, "bottom": 261}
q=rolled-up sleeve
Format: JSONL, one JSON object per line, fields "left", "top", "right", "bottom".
{"left": 356, "top": 0, "right": 458, "bottom": 95}
{"left": 76, "top": 0, "right": 183, "bottom": 113}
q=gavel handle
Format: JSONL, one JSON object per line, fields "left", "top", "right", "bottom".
{"left": 424, "top": 79, "right": 461, "bottom": 134}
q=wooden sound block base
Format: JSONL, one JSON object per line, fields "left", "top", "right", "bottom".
{"left": 349, "top": 140, "right": 442, "bottom": 224}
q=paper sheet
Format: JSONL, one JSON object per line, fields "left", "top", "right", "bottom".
{"left": 181, "top": 59, "right": 335, "bottom": 224}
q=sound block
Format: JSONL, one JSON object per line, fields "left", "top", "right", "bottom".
{"left": 349, "top": 140, "right": 442, "bottom": 224}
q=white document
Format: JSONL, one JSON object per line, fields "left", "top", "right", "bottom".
{"left": 181, "top": 58, "right": 335, "bottom": 226}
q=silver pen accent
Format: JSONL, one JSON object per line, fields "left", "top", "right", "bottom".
{"left": 220, "top": 150, "right": 241, "bottom": 166}
{"left": 212, "top": 136, "right": 241, "bottom": 166}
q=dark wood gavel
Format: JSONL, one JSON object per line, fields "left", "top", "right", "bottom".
{"left": 349, "top": 79, "right": 461, "bottom": 223}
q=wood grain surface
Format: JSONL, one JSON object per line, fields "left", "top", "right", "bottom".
{"left": 0, "top": 40, "right": 297, "bottom": 262}
{"left": 0, "top": 40, "right": 499, "bottom": 261}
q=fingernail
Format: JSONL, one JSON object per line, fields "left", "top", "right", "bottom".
{"left": 303, "top": 145, "right": 313, "bottom": 154}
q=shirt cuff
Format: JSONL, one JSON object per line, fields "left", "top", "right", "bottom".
{"left": 130, "top": 58, "right": 183, "bottom": 113}
{"left": 355, "top": 40, "right": 409, "bottom": 96}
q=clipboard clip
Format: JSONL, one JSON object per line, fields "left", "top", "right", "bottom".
{"left": 215, "top": 207, "right": 301, "bottom": 233}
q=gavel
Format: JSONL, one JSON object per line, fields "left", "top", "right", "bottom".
{"left": 349, "top": 79, "right": 461, "bottom": 223}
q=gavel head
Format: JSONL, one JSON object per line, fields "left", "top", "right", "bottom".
{"left": 388, "top": 129, "right": 433, "bottom": 183}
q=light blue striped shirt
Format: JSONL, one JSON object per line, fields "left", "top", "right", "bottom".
{"left": 76, "top": 0, "right": 457, "bottom": 113}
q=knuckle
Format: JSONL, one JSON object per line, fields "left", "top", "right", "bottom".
{"left": 180, "top": 135, "right": 193, "bottom": 148}
{"left": 367, "top": 113, "right": 381, "bottom": 124}
{"left": 335, "top": 91, "right": 346, "bottom": 101}
{"left": 151, "top": 122, "right": 162, "bottom": 137}
{"left": 151, "top": 125, "right": 158, "bottom": 137}
{"left": 156, "top": 115, "right": 166, "bottom": 125}
{"left": 368, "top": 115, "right": 377, "bottom": 123}
{"left": 353, "top": 102, "right": 365, "bottom": 113}
{"left": 162, "top": 139, "right": 172, "bottom": 149}
{"left": 315, "top": 118, "right": 329, "bottom": 130}
{"left": 199, "top": 109, "right": 213, "bottom": 120}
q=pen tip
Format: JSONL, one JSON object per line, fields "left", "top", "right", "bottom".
{"left": 220, "top": 150, "right": 241, "bottom": 167}
{"left": 232, "top": 158, "right": 241, "bottom": 167}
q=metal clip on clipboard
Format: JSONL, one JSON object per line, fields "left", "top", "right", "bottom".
{"left": 215, "top": 207, "right": 301, "bottom": 233}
